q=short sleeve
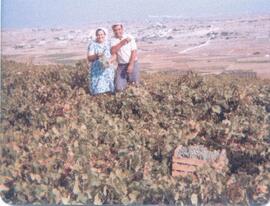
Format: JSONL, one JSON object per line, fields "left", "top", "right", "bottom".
{"left": 88, "top": 42, "right": 95, "bottom": 55}
{"left": 130, "top": 38, "right": 137, "bottom": 51}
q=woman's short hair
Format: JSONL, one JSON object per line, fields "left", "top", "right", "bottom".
{"left": 95, "top": 28, "right": 106, "bottom": 36}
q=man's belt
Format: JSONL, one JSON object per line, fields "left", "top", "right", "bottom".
{"left": 118, "top": 63, "right": 129, "bottom": 66}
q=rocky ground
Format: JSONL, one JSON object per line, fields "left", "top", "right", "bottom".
{"left": 1, "top": 60, "right": 269, "bottom": 205}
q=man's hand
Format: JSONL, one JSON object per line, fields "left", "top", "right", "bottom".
{"left": 127, "top": 64, "right": 133, "bottom": 74}
{"left": 111, "top": 37, "right": 132, "bottom": 54}
{"left": 108, "top": 58, "right": 115, "bottom": 65}
{"left": 108, "top": 54, "right": 117, "bottom": 65}
{"left": 121, "top": 37, "right": 131, "bottom": 45}
{"left": 127, "top": 50, "right": 137, "bottom": 74}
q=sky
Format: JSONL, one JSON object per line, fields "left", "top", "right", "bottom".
{"left": 2, "top": 0, "right": 270, "bottom": 28}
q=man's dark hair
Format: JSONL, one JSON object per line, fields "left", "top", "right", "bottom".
{"left": 112, "top": 24, "right": 123, "bottom": 29}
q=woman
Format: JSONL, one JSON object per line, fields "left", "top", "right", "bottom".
{"left": 87, "top": 28, "right": 116, "bottom": 95}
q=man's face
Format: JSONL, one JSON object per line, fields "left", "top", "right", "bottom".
{"left": 113, "top": 25, "right": 124, "bottom": 38}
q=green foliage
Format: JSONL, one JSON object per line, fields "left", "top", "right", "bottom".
{"left": 1, "top": 60, "right": 269, "bottom": 205}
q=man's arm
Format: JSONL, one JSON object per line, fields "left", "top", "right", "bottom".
{"left": 127, "top": 50, "right": 137, "bottom": 74}
{"left": 110, "top": 38, "right": 131, "bottom": 55}
{"left": 127, "top": 37, "right": 138, "bottom": 73}
{"left": 109, "top": 54, "right": 117, "bottom": 64}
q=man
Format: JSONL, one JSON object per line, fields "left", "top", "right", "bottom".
{"left": 110, "top": 23, "right": 140, "bottom": 91}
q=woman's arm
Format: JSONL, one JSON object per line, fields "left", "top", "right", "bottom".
{"left": 87, "top": 53, "right": 98, "bottom": 62}
{"left": 87, "top": 42, "right": 104, "bottom": 62}
{"left": 87, "top": 53, "right": 103, "bottom": 62}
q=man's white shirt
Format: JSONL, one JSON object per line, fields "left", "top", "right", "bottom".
{"left": 111, "top": 34, "right": 137, "bottom": 64}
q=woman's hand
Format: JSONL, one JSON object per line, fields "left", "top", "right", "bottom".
{"left": 87, "top": 52, "right": 104, "bottom": 62}
{"left": 96, "top": 52, "right": 103, "bottom": 59}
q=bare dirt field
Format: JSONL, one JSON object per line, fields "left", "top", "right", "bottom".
{"left": 2, "top": 15, "right": 270, "bottom": 78}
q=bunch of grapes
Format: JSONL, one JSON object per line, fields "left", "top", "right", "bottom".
{"left": 99, "top": 55, "right": 110, "bottom": 69}
{"left": 176, "top": 145, "right": 220, "bottom": 160}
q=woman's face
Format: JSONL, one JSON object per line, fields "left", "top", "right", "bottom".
{"left": 96, "top": 30, "right": 106, "bottom": 43}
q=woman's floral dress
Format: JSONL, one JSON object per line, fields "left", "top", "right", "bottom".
{"left": 88, "top": 41, "right": 115, "bottom": 95}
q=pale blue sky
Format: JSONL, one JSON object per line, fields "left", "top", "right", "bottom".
{"left": 2, "top": 0, "right": 270, "bottom": 28}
